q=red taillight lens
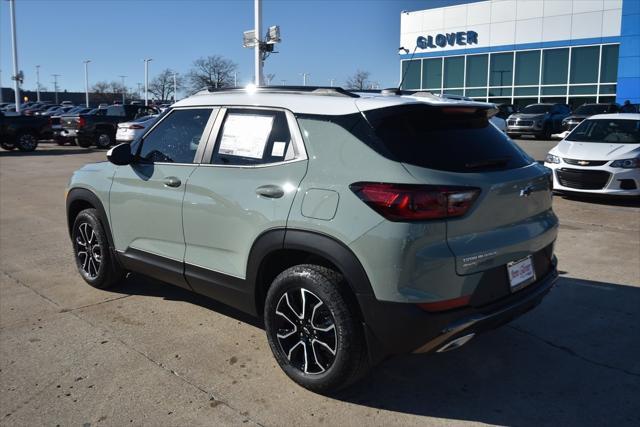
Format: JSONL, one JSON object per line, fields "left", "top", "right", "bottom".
{"left": 77, "top": 117, "right": 86, "bottom": 128}
{"left": 350, "top": 182, "right": 480, "bottom": 221}
{"left": 128, "top": 124, "right": 145, "bottom": 129}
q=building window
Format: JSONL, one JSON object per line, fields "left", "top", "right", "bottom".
{"left": 599, "top": 84, "right": 616, "bottom": 94}
{"left": 443, "top": 56, "right": 464, "bottom": 88}
{"left": 465, "top": 54, "right": 488, "bottom": 87}
{"left": 489, "top": 87, "right": 512, "bottom": 96}
{"left": 490, "top": 52, "right": 513, "bottom": 87}
{"left": 600, "top": 45, "right": 619, "bottom": 83}
{"left": 570, "top": 46, "right": 599, "bottom": 84}
{"left": 443, "top": 89, "right": 464, "bottom": 96}
{"left": 401, "top": 60, "right": 421, "bottom": 90}
{"left": 514, "top": 87, "right": 538, "bottom": 96}
{"left": 515, "top": 50, "right": 540, "bottom": 86}
{"left": 541, "top": 86, "right": 566, "bottom": 95}
{"left": 422, "top": 58, "right": 442, "bottom": 89}
{"left": 465, "top": 88, "right": 487, "bottom": 97}
{"left": 542, "top": 48, "right": 569, "bottom": 85}
{"left": 569, "top": 85, "right": 598, "bottom": 95}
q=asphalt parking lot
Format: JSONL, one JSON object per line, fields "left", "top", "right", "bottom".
{"left": 1, "top": 142, "right": 639, "bottom": 426}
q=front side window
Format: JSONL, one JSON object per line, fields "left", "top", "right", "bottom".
{"left": 567, "top": 119, "right": 640, "bottom": 143}
{"left": 211, "top": 109, "right": 293, "bottom": 166}
{"left": 138, "top": 108, "right": 212, "bottom": 163}
{"left": 106, "top": 106, "right": 126, "bottom": 117}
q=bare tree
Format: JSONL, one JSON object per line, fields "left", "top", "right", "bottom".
{"left": 91, "top": 81, "right": 112, "bottom": 103}
{"left": 149, "top": 69, "right": 184, "bottom": 102}
{"left": 187, "top": 55, "right": 237, "bottom": 91}
{"left": 345, "top": 70, "right": 371, "bottom": 90}
{"left": 265, "top": 73, "right": 276, "bottom": 86}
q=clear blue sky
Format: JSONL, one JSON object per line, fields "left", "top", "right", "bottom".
{"left": 0, "top": 0, "right": 471, "bottom": 96}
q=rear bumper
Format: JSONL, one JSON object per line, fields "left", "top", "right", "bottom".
{"left": 359, "top": 257, "right": 558, "bottom": 363}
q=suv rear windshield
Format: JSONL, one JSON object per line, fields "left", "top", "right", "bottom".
{"left": 520, "top": 104, "right": 553, "bottom": 114}
{"left": 359, "top": 104, "right": 532, "bottom": 172}
{"left": 566, "top": 119, "right": 640, "bottom": 143}
{"left": 574, "top": 104, "right": 614, "bottom": 115}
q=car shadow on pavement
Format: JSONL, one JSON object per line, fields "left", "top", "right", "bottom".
{"left": 0, "top": 147, "right": 99, "bottom": 156}
{"left": 554, "top": 192, "right": 640, "bottom": 208}
{"left": 334, "top": 276, "right": 640, "bottom": 426}
{"left": 112, "top": 272, "right": 263, "bottom": 329}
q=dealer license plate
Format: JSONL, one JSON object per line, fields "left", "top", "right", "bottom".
{"left": 507, "top": 256, "right": 536, "bottom": 291}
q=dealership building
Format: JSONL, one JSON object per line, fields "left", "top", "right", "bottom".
{"left": 399, "top": 0, "right": 640, "bottom": 108}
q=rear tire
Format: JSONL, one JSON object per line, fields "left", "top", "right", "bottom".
{"left": 264, "top": 264, "right": 369, "bottom": 393}
{"left": 15, "top": 132, "right": 38, "bottom": 152}
{"left": 95, "top": 131, "right": 113, "bottom": 149}
{"left": 76, "top": 138, "right": 92, "bottom": 148}
{"left": 72, "top": 208, "right": 125, "bottom": 289}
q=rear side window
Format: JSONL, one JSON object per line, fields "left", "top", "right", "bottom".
{"left": 138, "top": 108, "right": 212, "bottom": 163}
{"left": 362, "top": 105, "right": 532, "bottom": 172}
{"left": 106, "top": 106, "right": 125, "bottom": 117}
{"left": 211, "top": 109, "right": 293, "bottom": 166}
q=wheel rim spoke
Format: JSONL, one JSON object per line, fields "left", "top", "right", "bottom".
{"left": 76, "top": 222, "right": 100, "bottom": 278}
{"left": 274, "top": 287, "right": 337, "bottom": 375}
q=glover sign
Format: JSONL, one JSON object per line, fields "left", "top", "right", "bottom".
{"left": 417, "top": 31, "right": 478, "bottom": 49}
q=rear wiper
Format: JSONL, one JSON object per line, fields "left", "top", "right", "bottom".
{"left": 464, "top": 157, "right": 511, "bottom": 170}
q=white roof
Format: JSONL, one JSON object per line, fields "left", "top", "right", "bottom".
{"left": 172, "top": 89, "right": 492, "bottom": 116}
{"left": 588, "top": 113, "right": 640, "bottom": 120}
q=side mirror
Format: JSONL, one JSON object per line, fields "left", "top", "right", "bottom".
{"left": 107, "top": 143, "right": 135, "bottom": 165}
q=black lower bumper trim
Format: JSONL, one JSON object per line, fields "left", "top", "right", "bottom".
{"left": 358, "top": 263, "right": 558, "bottom": 363}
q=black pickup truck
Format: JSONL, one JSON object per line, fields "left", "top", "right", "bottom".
{"left": 0, "top": 111, "right": 52, "bottom": 152}
{"left": 70, "top": 104, "right": 157, "bottom": 148}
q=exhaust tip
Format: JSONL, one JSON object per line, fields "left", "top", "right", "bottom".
{"left": 436, "top": 333, "right": 475, "bottom": 353}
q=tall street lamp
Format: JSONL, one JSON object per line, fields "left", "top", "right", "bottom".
{"left": 52, "top": 74, "right": 60, "bottom": 104}
{"left": 9, "top": 0, "right": 21, "bottom": 113}
{"left": 143, "top": 58, "right": 152, "bottom": 106}
{"left": 36, "top": 65, "right": 41, "bottom": 102}
{"left": 119, "top": 75, "right": 127, "bottom": 104}
{"left": 83, "top": 60, "right": 91, "bottom": 107}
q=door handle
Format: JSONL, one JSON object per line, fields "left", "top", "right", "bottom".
{"left": 163, "top": 176, "right": 181, "bottom": 188}
{"left": 256, "top": 185, "right": 284, "bottom": 199}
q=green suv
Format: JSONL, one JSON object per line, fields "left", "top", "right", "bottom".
{"left": 66, "top": 87, "right": 558, "bottom": 392}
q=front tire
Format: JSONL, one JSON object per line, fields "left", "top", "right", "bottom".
{"left": 1, "top": 142, "right": 16, "bottom": 150}
{"left": 15, "top": 132, "right": 38, "bottom": 152}
{"left": 76, "top": 138, "right": 92, "bottom": 148}
{"left": 264, "top": 264, "right": 369, "bottom": 393}
{"left": 72, "top": 208, "right": 124, "bottom": 289}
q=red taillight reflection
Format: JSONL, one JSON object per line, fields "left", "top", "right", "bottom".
{"left": 350, "top": 182, "right": 480, "bottom": 222}
{"left": 77, "top": 117, "right": 86, "bottom": 128}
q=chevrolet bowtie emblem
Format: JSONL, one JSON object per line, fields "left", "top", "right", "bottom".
{"left": 577, "top": 160, "right": 589, "bottom": 166}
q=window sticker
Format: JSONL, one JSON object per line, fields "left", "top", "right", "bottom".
{"left": 219, "top": 114, "right": 274, "bottom": 159}
{"left": 271, "top": 141, "right": 287, "bottom": 157}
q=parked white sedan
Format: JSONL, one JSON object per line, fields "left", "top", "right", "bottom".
{"left": 115, "top": 115, "right": 158, "bottom": 143}
{"left": 544, "top": 113, "right": 639, "bottom": 196}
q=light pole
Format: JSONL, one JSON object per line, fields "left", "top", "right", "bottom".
{"left": 280, "top": 79, "right": 286, "bottom": 86}
{"left": 9, "top": 0, "right": 21, "bottom": 113}
{"left": 300, "top": 73, "right": 310, "bottom": 86}
{"left": 83, "top": 60, "right": 91, "bottom": 107}
{"left": 119, "top": 75, "right": 127, "bottom": 104}
{"left": 0, "top": 69, "right": 3, "bottom": 103}
{"left": 234, "top": 71, "right": 238, "bottom": 87}
{"left": 36, "top": 65, "right": 41, "bottom": 102}
{"left": 329, "top": 78, "right": 335, "bottom": 87}
{"left": 137, "top": 83, "right": 142, "bottom": 99}
{"left": 52, "top": 74, "right": 60, "bottom": 104}
{"left": 143, "top": 58, "right": 152, "bottom": 106}
{"left": 254, "top": 0, "right": 263, "bottom": 86}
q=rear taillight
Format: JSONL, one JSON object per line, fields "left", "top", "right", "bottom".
{"left": 77, "top": 117, "right": 86, "bottom": 128}
{"left": 349, "top": 182, "right": 480, "bottom": 221}
{"left": 417, "top": 294, "right": 471, "bottom": 312}
{"left": 128, "top": 124, "right": 145, "bottom": 129}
